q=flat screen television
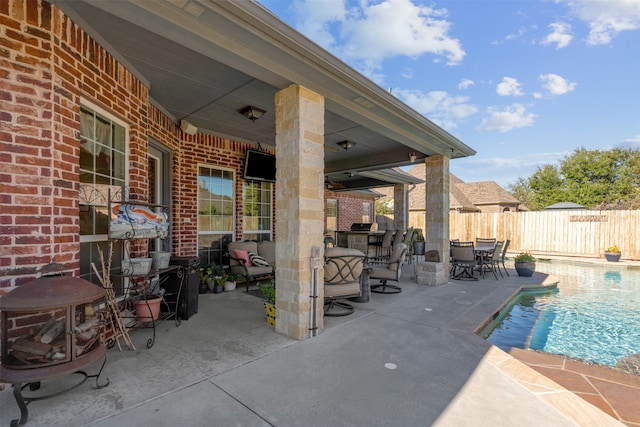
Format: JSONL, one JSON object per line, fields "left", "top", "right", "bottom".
{"left": 243, "top": 149, "right": 276, "bottom": 182}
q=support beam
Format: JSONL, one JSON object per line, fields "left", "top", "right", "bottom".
{"left": 274, "top": 84, "right": 325, "bottom": 340}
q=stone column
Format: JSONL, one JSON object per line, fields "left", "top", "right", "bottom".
{"left": 274, "top": 84, "right": 325, "bottom": 340}
{"left": 393, "top": 183, "right": 408, "bottom": 231}
{"left": 424, "top": 155, "right": 449, "bottom": 285}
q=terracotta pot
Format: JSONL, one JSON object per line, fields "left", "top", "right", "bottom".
{"left": 135, "top": 297, "right": 162, "bottom": 322}
{"left": 514, "top": 261, "right": 535, "bottom": 277}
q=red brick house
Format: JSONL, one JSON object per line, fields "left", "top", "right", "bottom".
{"left": 1, "top": 0, "right": 475, "bottom": 339}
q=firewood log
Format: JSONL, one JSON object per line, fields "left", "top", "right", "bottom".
{"left": 41, "top": 319, "right": 65, "bottom": 344}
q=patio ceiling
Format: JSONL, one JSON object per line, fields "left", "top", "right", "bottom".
{"left": 54, "top": 0, "right": 475, "bottom": 191}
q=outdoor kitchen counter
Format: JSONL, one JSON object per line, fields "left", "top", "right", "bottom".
{"left": 336, "top": 231, "right": 383, "bottom": 257}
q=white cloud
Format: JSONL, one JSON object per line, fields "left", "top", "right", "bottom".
{"left": 476, "top": 104, "right": 536, "bottom": 133}
{"left": 542, "top": 22, "right": 573, "bottom": 48}
{"left": 539, "top": 73, "right": 576, "bottom": 96}
{"left": 496, "top": 77, "right": 524, "bottom": 96}
{"left": 292, "top": 0, "right": 346, "bottom": 48}
{"left": 620, "top": 134, "right": 640, "bottom": 149}
{"left": 563, "top": 0, "right": 640, "bottom": 45}
{"left": 291, "top": 0, "right": 465, "bottom": 77}
{"left": 458, "top": 79, "right": 475, "bottom": 90}
{"left": 395, "top": 88, "right": 478, "bottom": 130}
{"left": 450, "top": 151, "right": 567, "bottom": 187}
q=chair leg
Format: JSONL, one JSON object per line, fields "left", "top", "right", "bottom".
{"left": 494, "top": 262, "right": 503, "bottom": 278}
{"left": 501, "top": 260, "right": 510, "bottom": 276}
{"left": 370, "top": 280, "right": 402, "bottom": 294}
{"left": 324, "top": 299, "right": 355, "bottom": 316}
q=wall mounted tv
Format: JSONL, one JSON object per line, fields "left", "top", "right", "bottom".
{"left": 243, "top": 149, "right": 276, "bottom": 182}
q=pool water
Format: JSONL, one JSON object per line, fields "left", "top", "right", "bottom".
{"left": 483, "top": 261, "right": 640, "bottom": 367}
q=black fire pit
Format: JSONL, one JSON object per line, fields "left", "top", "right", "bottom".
{"left": 1, "top": 274, "right": 109, "bottom": 426}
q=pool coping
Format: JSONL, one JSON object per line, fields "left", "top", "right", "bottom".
{"left": 473, "top": 269, "right": 635, "bottom": 426}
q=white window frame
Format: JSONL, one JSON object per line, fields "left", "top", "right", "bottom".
{"left": 197, "top": 164, "right": 236, "bottom": 238}
{"left": 242, "top": 180, "right": 273, "bottom": 240}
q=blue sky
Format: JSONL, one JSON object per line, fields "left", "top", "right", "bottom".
{"left": 257, "top": 0, "right": 640, "bottom": 188}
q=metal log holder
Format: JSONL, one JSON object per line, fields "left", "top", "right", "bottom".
{"left": 0, "top": 275, "right": 109, "bottom": 426}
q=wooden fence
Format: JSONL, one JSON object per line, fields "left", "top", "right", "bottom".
{"left": 409, "top": 210, "right": 640, "bottom": 261}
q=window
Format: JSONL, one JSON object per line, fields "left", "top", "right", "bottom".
{"left": 362, "top": 202, "right": 371, "bottom": 223}
{"left": 326, "top": 199, "right": 337, "bottom": 231}
{"left": 243, "top": 180, "right": 273, "bottom": 242}
{"left": 198, "top": 166, "right": 234, "bottom": 266}
{"left": 78, "top": 104, "right": 127, "bottom": 286}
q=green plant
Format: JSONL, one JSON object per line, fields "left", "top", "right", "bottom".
{"left": 412, "top": 228, "right": 425, "bottom": 242}
{"left": 514, "top": 252, "right": 536, "bottom": 262}
{"left": 200, "top": 264, "right": 226, "bottom": 283}
{"left": 259, "top": 280, "right": 276, "bottom": 304}
{"left": 606, "top": 245, "right": 620, "bottom": 253}
{"left": 225, "top": 272, "right": 240, "bottom": 282}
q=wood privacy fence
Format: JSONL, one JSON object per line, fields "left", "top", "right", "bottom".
{"left": 409, "top": 210, "right": 640, "bottom": 261}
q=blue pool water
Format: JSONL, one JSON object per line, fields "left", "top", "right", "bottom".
{"left": 483, "top": 261, "right": 640, "bottom": 367}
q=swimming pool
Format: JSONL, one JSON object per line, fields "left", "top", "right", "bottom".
{"left": 482, "top": 261, "right": 640, "bottom": 367}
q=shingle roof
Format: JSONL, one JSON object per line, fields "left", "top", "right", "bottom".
{"left": 456, "top": 181, "right": 520, "bottom": 205}
{"left": 375, "top": 166, "right": 519, "bottom": 212}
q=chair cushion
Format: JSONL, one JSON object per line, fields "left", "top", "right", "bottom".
{"left": 324, "top": 281, "right": 360, "bottom": 298}
{"left": 257, "top": 240, "right": 276, "bottom": 266}
{"left": 233, "top": 249, "right": 252, "bottom": 266}
{"left": 249, "top": 252, "right": 270, "bottom": 267}
{"left": 228, "top": 242, "right": 258, "bottom": 267}
{"left": 370, "top": 268, "right": 397, "bottom": 280}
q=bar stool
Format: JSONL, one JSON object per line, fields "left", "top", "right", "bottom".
{"left": 368, "top": 229, "right": 394, "bottom": 262}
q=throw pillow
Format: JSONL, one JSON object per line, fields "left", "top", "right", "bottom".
{"left": 233, "top": 249, "right": 252, "bottom": 266}
{"left": 249, "top": 252, "right": 270, "bottom": 267}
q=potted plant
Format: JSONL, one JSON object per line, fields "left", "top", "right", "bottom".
{"left": 200, "top": 264, "right": 226, "bottom": 293}
{"left": 224, "top": 273, "right": 238, "bottom": 291}
{"left": 133, "top": 277, "right": 164, "bottom": 322}
{"left": 513, "top": 252, "right": 536, "bottom": 277}
{"left": 412, "top": 228, "right": 426, "bottom": 256}
{"left": 259, "top": 280, "right": 276, "bottom": 326}
{"left": 604, "top": 245, "right": 621, "bottom": 262}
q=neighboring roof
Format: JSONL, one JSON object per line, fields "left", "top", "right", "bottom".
{"left": 375, "top": 167, "right": 520, "bottom": 211}
{"left": 449, "top": 184, "right": 480, "bottom": 212}
{"left": 456, "top": 181, "right": 521, "bottom": 206}
{"left": 544, "top": 202, "right": 587, "bottom": 210}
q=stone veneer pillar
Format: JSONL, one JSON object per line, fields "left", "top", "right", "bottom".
{"left": 424, "top": 155, "right": 450, "bottom": 285}
{"left": 274, "top": 85, "right": 325, "bottom": 340}
{"left": 393, "top": 183, "right": 408, "bottom": 232}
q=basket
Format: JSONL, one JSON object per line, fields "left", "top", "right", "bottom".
{"left": 150, "top": 251, "right": 171, "bottom": 270}
{"left": 121, "top": 258, "right": 152, "bottom": 276}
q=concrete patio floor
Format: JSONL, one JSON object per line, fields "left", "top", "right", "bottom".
{"left": 1, "top": 261, "right": 635, "bottom": 427}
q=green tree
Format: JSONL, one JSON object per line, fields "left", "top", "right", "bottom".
{"left": 508, "top": 147, "right": 640, "bottom": 210}
{"left": 375, "top": 199, "right": 394, "bottom": 216}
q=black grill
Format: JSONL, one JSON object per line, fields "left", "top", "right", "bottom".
{"left": 350, "top": 223, "right": 374, "bottom": 232}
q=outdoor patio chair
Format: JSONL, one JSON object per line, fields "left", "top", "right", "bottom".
{"left": 324, "top": 247, "right": 366, "bottom": 316}
{"left": 498, "top": 239, "right": 510, "bottom": 276}
{"left": 450, "top": 241, "right": 478, "bottom": 280}
{"left": 368, "top": 229, "right": 394, "bottom": 264}
{"left": 392, "top": 229, "right": 405, "bottom": 248}
{"left": 228, "top": 241, "right": 275, "bottom": 292}
{"left": 480, "top": 240, "right": 502, "bottom": 280}
{"left": 476, "top": 237, "right": 497, "bottom": 246}
{"left": 370, "top": 243, "right": 408, "bottom": 294}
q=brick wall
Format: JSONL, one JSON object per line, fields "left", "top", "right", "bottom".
{"left": 325, "top": 190, "right": 375, "bottom": 231}
{"left": 0, "top": 0, "right": 275, "bottom": 286}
